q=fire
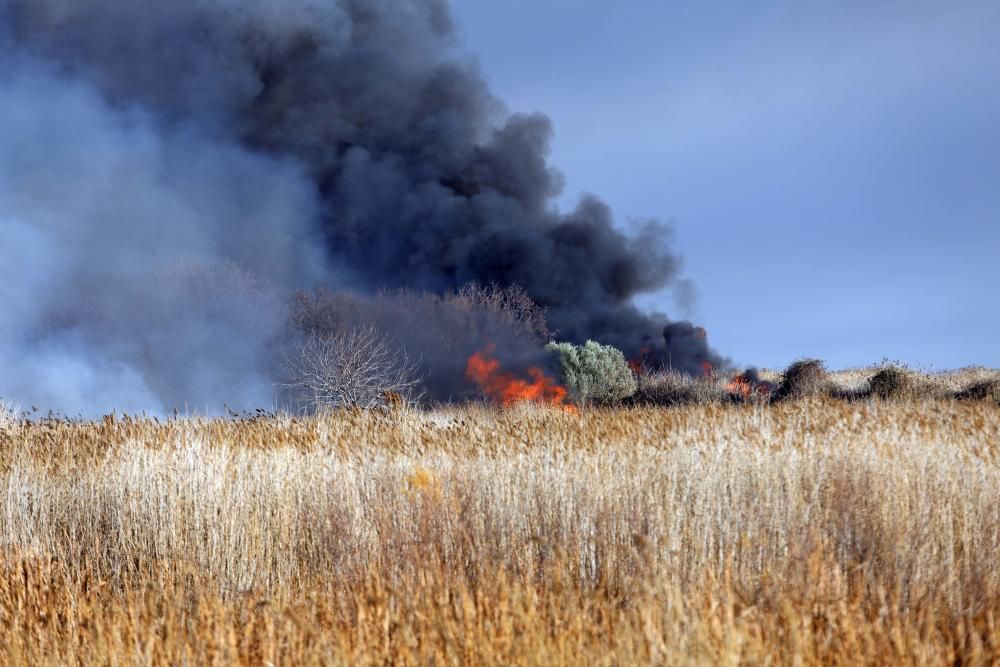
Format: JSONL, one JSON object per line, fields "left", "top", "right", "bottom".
{"left": 628, "top": 347, "right": 650, "bottom": 375}
{"left": 701, "top": 361, "right": 714, "bottom": 378}
{"left": 726, "top": 372, "right": 772, "bottom": 400}
{"left": 466, "top": 344, "right": 572, "bottom": 410}
{"left": 726, "top": 374, "right": 753, "bottom": 399}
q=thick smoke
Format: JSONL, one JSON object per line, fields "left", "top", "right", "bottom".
{"left": 1, "top": 0, "right": 721, "bottom": 414}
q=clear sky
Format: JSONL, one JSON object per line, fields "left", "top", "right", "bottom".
{"left": 451, "top": 1, "right": 999, "bottom": 371}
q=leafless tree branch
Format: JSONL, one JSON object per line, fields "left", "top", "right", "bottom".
{"left": 285, "top": 324, "right": 423, "bottom": 410}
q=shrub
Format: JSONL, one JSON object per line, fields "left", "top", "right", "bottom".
{"left": 290, "top": 288, "right": 368, "bottom": 337}
{"left": 451, "top": 282, "right": 551, "bottom": 343}
{"left": 286, "top": 325, "right": 423, "bottom": 410}
{"left": 291, "top": 283, "right": 549, "bottom": 347}
{"left": 632, "top": 370, "right": 726, "bottom": 406}
{"left": 868, "top": 365, "right": 922, "bottom": 401}
{"left": 775, "top": 359, "right": 830, "bottom": 401}
{"left": 546, "top": 340, "right": 638, "bottom": 406}
{"left": 289, "top": 283, "right": 551, "bottom": 401}
{"left": 954, "top": 379, "right": 1000, "bottom": 404}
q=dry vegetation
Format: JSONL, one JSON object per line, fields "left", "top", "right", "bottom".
{"left": 761, "top": 365, "right": 1000, "bottom": 398}
{"left": 0, "top": 387, "right": 998, "bottom": 665}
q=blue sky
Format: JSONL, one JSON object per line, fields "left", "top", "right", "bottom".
{"left": 452, "top": 1, "right": 1000, "bottom": 370}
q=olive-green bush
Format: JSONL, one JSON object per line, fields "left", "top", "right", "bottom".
{"left": 546, "top": 340, "right": 638, "bottom": 405}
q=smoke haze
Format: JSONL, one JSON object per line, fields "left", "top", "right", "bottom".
{"left": 0, "top": 0, "right": 720, "bottom": 414}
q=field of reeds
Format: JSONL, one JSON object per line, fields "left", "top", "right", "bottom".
{"left": 1, "top": 369, "right": 999, "bottom": 665}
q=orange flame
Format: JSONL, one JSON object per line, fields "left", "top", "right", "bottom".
{"left": 726, "top": 374, "right": 753, "bottom": 399}
{"left": 466, "top": 344, "right": 572, "bottom": 410}
{"left": 701, "top": 361, "right": 714, "bottom": 378}
{"left": 628, "top": 347, "right": 651, "bottom": 375}
{"left": 726, "top": 373, "right": 772, "bottom": 399}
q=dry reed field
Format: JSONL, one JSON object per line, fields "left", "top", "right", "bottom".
{"left": 1, "top": 395, "right": 999, "bottom": 665}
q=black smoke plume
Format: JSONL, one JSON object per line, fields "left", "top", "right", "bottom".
{"left": 0, "top": 0, "right": 722, "bottom": 413}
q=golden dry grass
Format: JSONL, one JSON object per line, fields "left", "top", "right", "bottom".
{"left": 760, "top": 365, "right": 1000, "bottom": 395}
{"left": 1, "top": 398, "right": 999, "bottom": 664}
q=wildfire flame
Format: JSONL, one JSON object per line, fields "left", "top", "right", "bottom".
{"left": 701, "top": 361, "right": 714, "bottom": 378}
{"left": 726, "top": 372, "right": 772, "bottom": 400}
{"left": 628, "top": 347, "right": 650, "bottom": 375}
{"left": 466, "top": 344, "right": 572, "bottom": 410}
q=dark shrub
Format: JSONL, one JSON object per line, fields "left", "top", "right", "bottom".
{"left": 955, "top": 379, "right": 1000, "bottom": 404}
{"left": 868, "top": 366, "right": 921, "bottom": 401}
{"left": 775, "top": 359, "right": 830, "bottom": 401}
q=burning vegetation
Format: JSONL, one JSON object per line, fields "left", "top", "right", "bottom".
{"left": 465, "top": 344, "right": 569, "bottom": 409}
{"left": 0, "top": 0, "right": 723, "bottom": 416}
{"left": 726, "top": 369, "right": 774, "bottom": 400}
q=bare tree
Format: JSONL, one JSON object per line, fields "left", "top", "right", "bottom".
{"left": 286, "top": 325, "right": 423, "bottom": 410}
{"left": 453, "top": 282, "right": 551, "bottom": 343}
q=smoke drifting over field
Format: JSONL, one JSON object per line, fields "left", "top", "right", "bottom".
{"left": 0, "top": 1, "right": 721, "bottom": 414}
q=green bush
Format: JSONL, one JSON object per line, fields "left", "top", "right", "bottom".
{"left": 546, "top": 340, "right": 638, "bottom": 405}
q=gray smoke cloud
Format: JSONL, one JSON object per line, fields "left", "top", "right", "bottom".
{"left": 1, "top": 0, "right": 721, "bottom": 414}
